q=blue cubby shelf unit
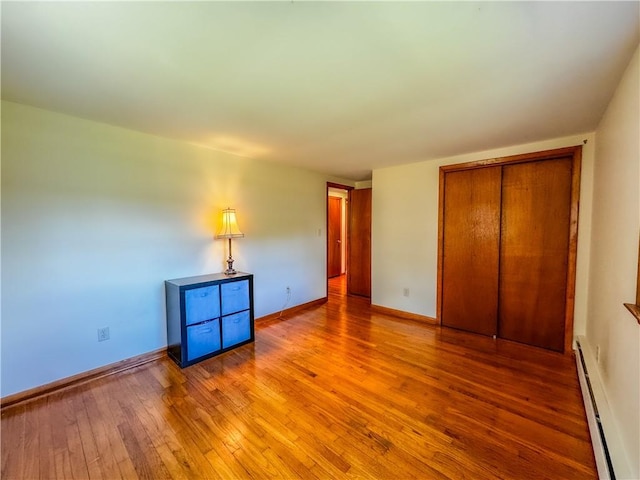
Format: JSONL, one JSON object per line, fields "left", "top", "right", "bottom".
{"left": 165, "top": 272, "right": 254, "bottom": 368}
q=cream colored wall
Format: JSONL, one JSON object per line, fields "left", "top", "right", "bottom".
{"left": 1, "top": 100, "right": 336, "bottom": 397}
{"left": 371, "top": 132, "right": 595, "bottom": 336}
{"left": 587, "top": 46, "right": 639, "bottom": 478}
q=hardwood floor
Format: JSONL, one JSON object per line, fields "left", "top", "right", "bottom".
{"left": 1, "top": 275, "right": 596, "bottom": 479}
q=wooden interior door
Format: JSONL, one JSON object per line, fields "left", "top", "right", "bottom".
{"left": 348, "top": 188, "right": 372, "bottom": 298}
{"left": 328, "top": 196, "right": 342, "bottom": 278}
{"left": 441, "top": 167, "right": 502, "bottom": 336}
{"left": 498, "top": 158, "right": 573, "bottom": 352}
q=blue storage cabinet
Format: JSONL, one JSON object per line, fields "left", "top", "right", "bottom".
{"left": 165, "top": 272, "right": 254, "bottom": 367}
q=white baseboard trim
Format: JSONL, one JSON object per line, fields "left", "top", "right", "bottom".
{"left": 575, "top": 336, "right": 633, "bottom": 479}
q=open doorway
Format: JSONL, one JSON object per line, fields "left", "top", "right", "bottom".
{"left": 327, "top": 182, "right": 372, "bottom": 299}
{"left": 327, "top": 183, "right": 352, "bottom": 299}
{"left": 327, "top": 185, "right": 349, "bottom": 278}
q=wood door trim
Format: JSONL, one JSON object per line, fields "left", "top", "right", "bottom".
{"left": 436, "top": 170, "right": 446, "bottom": 328}
{"left": 623, "top": 236, "right": 640, "bottom": 324}
{"left": 437, "top": 145, "right": 583, "bottom": 354}
{"left": 327, "top": 196, "right": 343, "bottom": 277}
{"left": 564, "top": 146, "right": 582, "bottom": 352}
{"left": 326, "top": 183, "right": 353, "bottom": 293}
{"left": 440, "top": 145, "right": 583, "bottom": 173}
{"left": 327, "top": 182, "right": 354, "bottom": 190}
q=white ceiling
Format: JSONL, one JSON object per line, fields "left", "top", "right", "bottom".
{"left": 2, "top": 2, "right": 638, "bottom": 181}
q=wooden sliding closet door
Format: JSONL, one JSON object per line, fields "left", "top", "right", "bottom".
{"left": 441, "top": 167, "right": 501, "bottom": 336}
{"left": 438, "top": 146, "right": 581, "bottom": 353}
{"left": 498, "top": 158, "right": 573, "bottom": 352}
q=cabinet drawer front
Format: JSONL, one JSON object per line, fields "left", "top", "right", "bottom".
{"left": 222, "top": 311, "right": 251, "bottom": 349}
{"left": 185, "top": 285, "right": 220, "bottom": 326}
{"left": 221, "top": 280, "right": 249, "bottom": 315}
{"left": 186, "top": 320, "right": 221, "bottom": 361}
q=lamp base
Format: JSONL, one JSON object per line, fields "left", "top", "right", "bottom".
{"left": 224, "top": 256, "right": 237, "bottom": 275}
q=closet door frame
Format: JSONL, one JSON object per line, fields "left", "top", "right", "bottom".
{"left": 436, "top": 145, "right": 582, "bottom": 354}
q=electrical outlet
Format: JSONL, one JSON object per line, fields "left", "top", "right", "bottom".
{"left": 403, "top": 288, "right": 410, "bottom": 297}
{"left": 97, "top": 327, "right": 110, "bottom": 342}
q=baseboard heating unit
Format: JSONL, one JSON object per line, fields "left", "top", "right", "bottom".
{"left": 575, "top": 339, "right": 615, "bottom": 479}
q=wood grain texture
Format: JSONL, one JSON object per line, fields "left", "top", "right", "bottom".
{"left": 625, "top": 234, "right": 640, "bottom": 323}
{"left": 499, "top": 158, "right": 573, "bottom": 352}
{"left": 438, "top": 146, "right": 582, "bottom": 353}
{"left": 370, "top": 304, "right": 437, "bottom": 324}
{"left": 563, "top": 146, "right": 582, "bottom": 353}
{"left": 625, "top": 303, "right": 640, "bottom": 324}
{"left": 631, "top": 234, "right": 640, "bottom": 321}
{"left": 1, "top": 276, "right": 596, "bottom": 479}
{"left": 439, "top": 145, "right": 583, "bottom": 173}
{"left": 255, "top": 298, "right": 327, "bottom": 326}
{"left": 637, "top": 236, "right": 640, "bottom": 306}
{"left": 347, "top": 188, "right": 372, "bottom": 298}
{"left": 1, "top": 348, "right": 166, "bottom": 410}
{"left": 328, "top": 196, "right": 343, "bottom": 278}
{"left": 441, "top": 167, "right": 501, "bottom": 336}
{"left": 436, "top": 168, "right": 446, "bottom": 322}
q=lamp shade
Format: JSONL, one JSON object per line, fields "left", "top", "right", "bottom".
{"left": 216, "top": 208, "right": 244, "bottom": 239}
